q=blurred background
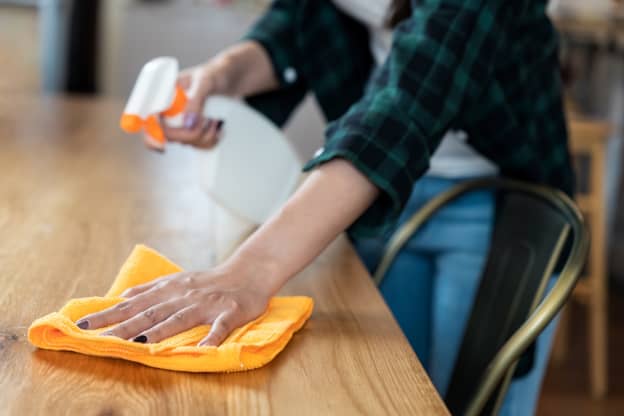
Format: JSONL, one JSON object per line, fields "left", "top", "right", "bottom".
{"left": 2, "top": 0, "right": 326, "bottom": 160}
{"left": 1, "top": 0, "right": 623, "bottom": 414}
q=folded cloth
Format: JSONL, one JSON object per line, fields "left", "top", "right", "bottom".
{"left": 28, "top": 244, "right": 313, "bottom": 372}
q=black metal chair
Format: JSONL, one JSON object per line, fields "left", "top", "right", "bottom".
{"left": 373, "top": 178, "right": 589, "bottom": 415}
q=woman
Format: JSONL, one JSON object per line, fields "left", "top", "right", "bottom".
{"left": 77, "top": 0, "right": 573, "bottom": 413}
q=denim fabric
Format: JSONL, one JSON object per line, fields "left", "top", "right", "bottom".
{"left": 354, "top": 176, "right": 558, "bottom": 416}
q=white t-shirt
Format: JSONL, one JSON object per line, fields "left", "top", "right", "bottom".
{"left": 333, "top": 0, "right": 498, "bottom": 178}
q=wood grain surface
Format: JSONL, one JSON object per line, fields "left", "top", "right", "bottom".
{"left": 0, "top": 95, "right": 448, "bottom": 416}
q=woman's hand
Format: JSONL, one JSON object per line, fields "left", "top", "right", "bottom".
{"left": 75, "top": 267, "right": 272, "bottom": 347}
{"left": 144, "top": 41, "right": 279, "bottom": 152}
{"left": 75, "top": 160, "right": 378, "bottom": 346}
{"left": 143, "top": 57, "right": 231, "bottom": 152}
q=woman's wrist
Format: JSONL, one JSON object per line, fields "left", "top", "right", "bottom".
{"left": 216, "top": 160, "right": 379, "bottom": 299}
{"left": 213, "top": 41, "right": 279, "bottom": 98}
{"left": 203, "top": 53, "right": 237, "bottom": 96}
{"left": 217, "top": 247, "right": 283, "bottom": 298}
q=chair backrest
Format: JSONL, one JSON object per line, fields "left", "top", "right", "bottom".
{"left": 373, "top": 178, "right": 588, "bottom": 416}
{"left": 445, "top": 192, "right": 569, "bottom": 415}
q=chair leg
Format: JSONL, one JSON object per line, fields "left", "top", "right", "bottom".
{"left": 589, "top": 288, "right": 608, "bottom": 398}
{"left": 588, "top": 139, "right": 608, "bottom": 399}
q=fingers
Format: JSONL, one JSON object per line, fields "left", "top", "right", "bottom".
{"left": 74, "top": 268, "right": 269, "bottom": 348}
{"left": 76, "top": 286, "right": 170, "bottom": 330}
{"left": 142, "top": 133, "right": 165, "bottom": 153}
{"left": 195, "top": 119, "right": 223, "bottom": 149}
{"left": 139, "top": 65, "right": 226, "bottom": 150}
{"left": 132, "top": 304, "right": 206, "bottom": 344}
{"left": 198, "top": 309, "right": 238, "bottom": 347}
{"left": 100, "top": 299, "right": 185, "bottom": 341}
{"left": 163, "top": 118, "right": 223, "bottom": 148}
{"left": 183, "top": 68, "right": 215, "bottom": 118}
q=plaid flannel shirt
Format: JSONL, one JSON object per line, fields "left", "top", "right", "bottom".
{"left": 244, "top": 0, "right": 573, "bottom": 238}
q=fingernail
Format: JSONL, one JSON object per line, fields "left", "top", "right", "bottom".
{"left": 201, "top": 119, "right": 214, "bottom": 133}
{"left": 100, "top": 330, "right": 113, "bottom": 337}
{"left": 76, "top": 320, "right": 89, "bottom": 330}
{"left": 133, "top": 335, "right": 148, "bottom": 343}
{"left": 183, "top": 113, "right": 199, "bottom": 129}
{"left": 215, "top": 120, "right": 224, "bottom": 131}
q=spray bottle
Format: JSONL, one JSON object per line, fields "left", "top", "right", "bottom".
{"left": 120, "top": 57, "right": 302, "bottom": 262}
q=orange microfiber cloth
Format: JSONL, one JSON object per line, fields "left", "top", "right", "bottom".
{"left": 28, "top": 245, "right": 314, "bottom": 372}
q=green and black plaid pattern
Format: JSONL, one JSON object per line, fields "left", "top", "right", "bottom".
{"left": 245, "top": 0, "right": 574, "bottom": 238}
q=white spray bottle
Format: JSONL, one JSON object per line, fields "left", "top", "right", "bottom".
{"left": 120, "top": 57, "right": 302, "bottom": 262}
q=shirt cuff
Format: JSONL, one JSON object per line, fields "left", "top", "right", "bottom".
{"left": 241, "top": 34, "right": 300, "bottom": 88}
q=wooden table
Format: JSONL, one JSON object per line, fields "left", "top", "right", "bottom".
{"left": 0, "top": 95, "right": 448, "bottom": 415}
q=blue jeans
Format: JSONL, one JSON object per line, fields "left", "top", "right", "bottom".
{"left": 353, "top": 176, "right": 558, "bottom": 416}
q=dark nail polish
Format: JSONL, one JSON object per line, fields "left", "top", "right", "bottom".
{"left": 133, "top": 335, "right": 148, "bottom": 343}
{"left": 76, "top": 320, "right": 89, "bottom": 330}
{"left": 215, "top": 120, "right": 224, "bottom": 131}
{"left": 201, "top": 119, "right": 214, "bottom": 133}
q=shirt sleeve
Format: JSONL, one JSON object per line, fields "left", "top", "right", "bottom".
{"left": 242, "top": 0, "right": 308, "bottom": 126}
{"left": 303, "top": 0, "right": 519, "bottom": 238}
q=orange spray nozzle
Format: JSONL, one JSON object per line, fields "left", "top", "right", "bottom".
{"left": 119, "top": 86, "right": 188, "bottom": 145}
{"left": 120, "top": 114, "right": 143, "bottom": 133}
{"left": 162, "top": 86, "right": 188, "bottom": 117}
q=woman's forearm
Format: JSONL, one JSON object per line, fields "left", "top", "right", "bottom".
{"left": 217, "top": 41, "right": 280, "bottom": 97}
{"left": 78, "top": 160, "right": 376, "bottom": 346}
{"left": 222, "top": 159, "right": 379, "bottom": 295}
